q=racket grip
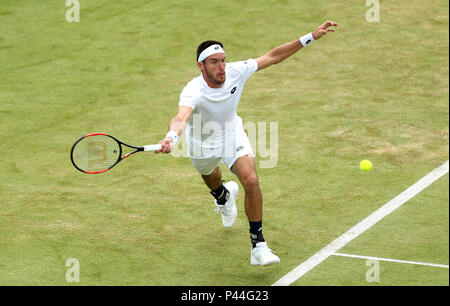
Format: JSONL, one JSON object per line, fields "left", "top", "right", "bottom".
{"left": 143, "top": 144, "right": 162, "bottom": 151}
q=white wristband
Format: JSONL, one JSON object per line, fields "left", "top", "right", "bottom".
{"left": 299, "top": 32, "right": 315, "bottom": 47}
{"left": 166, "top": 130, "right": 179, "bottom": 145}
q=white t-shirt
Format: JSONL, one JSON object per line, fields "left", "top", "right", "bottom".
{"left": 179, "top": 58, "right": 258, "bottom": 158}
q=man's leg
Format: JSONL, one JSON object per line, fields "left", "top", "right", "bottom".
{"left": 230, "top": 156, "right": 262, "bottom": 222}
{"left": 201, "top": 166, "right": 229, "bottom": 205}
{"left": 200, "top": 166, "right": 239, "bottom": 228}
{"left": 201, "top": 166, "right": 223, "bottom": 191}
{"left": 231, "top": 155, "right": 265, "bottom": 247}
{"left": 231, "top": 155, "right": 279, "bottom": 265}
{"left": 190, "top": 158, "right": 228, "bottom": 205}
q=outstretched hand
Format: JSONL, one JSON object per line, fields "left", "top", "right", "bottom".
{"left": 312, "top": 20, "right": 338, "bottom": 40}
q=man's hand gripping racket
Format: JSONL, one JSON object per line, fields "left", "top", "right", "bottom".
{"left": 155, "top": 138, "right": 174, "bottom": 154}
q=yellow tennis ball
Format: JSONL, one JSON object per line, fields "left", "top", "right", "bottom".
{"left": 360, "top": 160, "right": 373, "bottom": 172}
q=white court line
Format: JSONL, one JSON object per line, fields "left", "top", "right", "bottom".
{"left": 273, "top": 160, "right": 449, "bottom": 286}
{"left": 332, "top": 252, "right": 449, "bottom": 269}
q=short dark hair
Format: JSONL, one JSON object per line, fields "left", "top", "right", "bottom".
{"left": 196, "top": 40, "right": 224, "bottom": 62}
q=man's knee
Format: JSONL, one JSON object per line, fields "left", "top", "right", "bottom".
{"left": 241, "top": 173, "right": 260, "bottom": 192}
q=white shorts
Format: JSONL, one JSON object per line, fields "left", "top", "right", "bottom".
{"left": 189, "top": 128, "right": 254, "bottom": 175}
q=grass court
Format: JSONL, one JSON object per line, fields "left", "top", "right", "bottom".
{"left": 0, "top": 0, "right": 448, "bottom": 286}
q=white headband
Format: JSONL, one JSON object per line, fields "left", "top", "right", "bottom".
{"left": 197, "top": 44, "right": 225, "bottom": 62}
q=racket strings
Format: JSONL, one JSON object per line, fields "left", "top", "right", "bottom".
{"left": 72, "top": 135, "right": 121, "bottom": 172}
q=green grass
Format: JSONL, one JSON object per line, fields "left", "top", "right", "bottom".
{"left": 0, "top": 0, "right": 448, "bottom": 285}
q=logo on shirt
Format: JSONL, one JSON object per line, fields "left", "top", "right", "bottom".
{"left": 231, "top": 87, "right": 237, "bottom": 94}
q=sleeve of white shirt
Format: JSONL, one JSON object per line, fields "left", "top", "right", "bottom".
{"left": 234, "top": 58, "right": 258, "bottom": 82}
{"left": 178, "top": 83, "right": 196, "bottom": 109}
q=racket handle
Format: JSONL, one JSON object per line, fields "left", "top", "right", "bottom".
{"left": 143, "top": 144, "right": 162, "bottom": 151}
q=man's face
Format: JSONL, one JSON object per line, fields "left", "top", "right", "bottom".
{"left": 199, "top": 53, "right": 226, "bottom": 87}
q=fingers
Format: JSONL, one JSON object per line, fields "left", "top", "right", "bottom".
{"left": 155, "top": 139, "right": 173, "bottom": 154}
{"left": 155, "top": 145, "right": 163, "bottom": 154}
{"left": 325, "top": 20, "right": 338, "bottom": 27}
{"left": 321, "top": 20, "right": 338, "bottom": 29}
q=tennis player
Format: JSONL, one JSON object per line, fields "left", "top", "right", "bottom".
{"left": 157, "top": 21, "right": 337, "bottom": 266}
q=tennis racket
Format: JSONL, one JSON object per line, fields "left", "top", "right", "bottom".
{"left": 70, "top": 133, "right": 162, "bottom": 174}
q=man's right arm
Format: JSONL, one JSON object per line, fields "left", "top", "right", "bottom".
{"left": 156, "top": 105, "right": 193, "bottom": 154}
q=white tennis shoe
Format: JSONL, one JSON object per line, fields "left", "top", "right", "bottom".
{"left": 214, "top": 181, "right": 238, "bottom": 228}
{"left": 251, "top": 242, "right": 280, "bottom": 266}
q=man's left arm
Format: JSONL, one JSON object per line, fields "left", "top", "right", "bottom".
{"left": 255, "top": 20, "right": 338, "bottom": 71}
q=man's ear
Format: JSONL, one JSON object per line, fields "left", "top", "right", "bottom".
{"left": 197, "top": 61, "right": 204, "bottom": 72}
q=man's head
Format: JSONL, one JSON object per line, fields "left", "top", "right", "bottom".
{"left": 197, "top": 40, "right": 226, "bottom": 88}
